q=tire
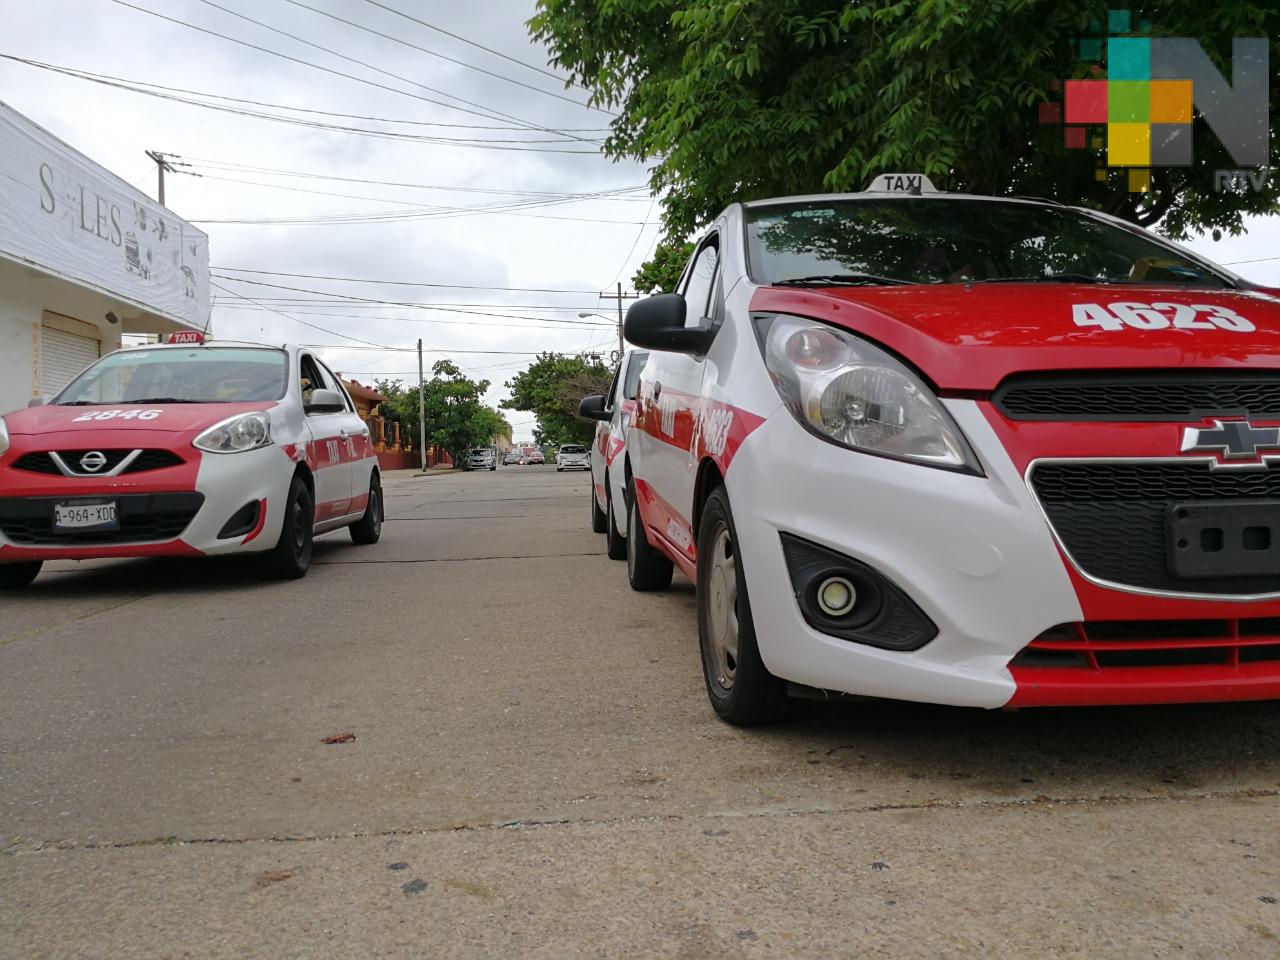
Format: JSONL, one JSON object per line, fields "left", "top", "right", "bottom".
{"left": 605, "top": 486, "right": 627, "bottom": 560}
{"left": 0, "top": 561, "right": 41, "bottom": 590}
{"left": 696, "top": 486, "right": 788, "bottom": 726}
{"left": 625, "top": 477, "right": 673, "bottom": 591}
{"left": 590, "top": 483, "right": 607, "bottom": 533}
{"left": 557, "top": 467, "right": 563, "bottom": 472}
{"left": 349, "top": 473, "right": 383, "bottom": 545}
{"left": 263, "top": 476, "right": 314, "bottom": 580}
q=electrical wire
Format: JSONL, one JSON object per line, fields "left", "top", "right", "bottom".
{"left": 101, "top": 0, "right": 602, "bottom": 145}
{"left": 210, "top": 280, "right": 400, "bottom": 348}
{"left": 359, "top": 0, "right": 577, "bottom": 87}
{"left": 273, "top": 0, "right": 604, "bottom": 112}
{"left": 213, "top": 267, "right": 600, "bottom": 295}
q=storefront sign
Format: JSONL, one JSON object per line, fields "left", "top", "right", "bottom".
{"left": 0, "top": 101, "right": 209, "bottom": 330}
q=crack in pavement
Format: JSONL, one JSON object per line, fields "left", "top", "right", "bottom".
{"left": 0, "top": 593, "right": 156, "bottom": 649}
{"left": 8, "top": 786, "right": 1277, "bottom": 856}
{"left": 315, "top": 552, "right": 605, "bottom": 565}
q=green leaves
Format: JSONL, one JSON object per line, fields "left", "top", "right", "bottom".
{"left": 503, "top": 353, "right": 614, "bottom": 446}
{"left": 531, "top": 0, "right": 1280, "bottom": 261}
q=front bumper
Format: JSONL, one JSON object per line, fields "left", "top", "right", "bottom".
{"left": 726, "top": 400, "right": 1280, "bottom": 709}
{"left": 0, "top": 444, "right": 294, "bottom": 563}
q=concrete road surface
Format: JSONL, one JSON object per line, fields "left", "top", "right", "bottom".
{"left": 2, "top": 466, "right": 1278, "bottom": 958}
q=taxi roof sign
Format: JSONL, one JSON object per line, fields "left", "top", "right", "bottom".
{"left": 167, "top": 330, "right": 206, "bottom": 344}
{"left": 865, "top": 173, "right": 939, "bottom": 195}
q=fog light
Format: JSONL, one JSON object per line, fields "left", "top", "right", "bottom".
{"left": 816, "top": 576, "right": 857, "bottom": 617}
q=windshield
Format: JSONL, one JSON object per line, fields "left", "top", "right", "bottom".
{"left": 560, "top": 445, "right": 585, "bottom": 454}
{"left": 745, "top": 198, "right": 1229, "bottom": 287}
{"left": 56, "top": 347, "right": 289, "bottom": 405}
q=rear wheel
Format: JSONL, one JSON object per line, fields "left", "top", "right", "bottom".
{"left": 605, "top": 486, "right": 626, "bottom": 560}
{"left": 697, "top": 487, "right": 788, "bottom": 726}
{"left": 590, "top": 482, "right": 607, "bottom": 533}
{"left": 349, "top": 473, "right": 383, "bottom": 545}
{"left": 0, "top": 561, "right": 42, "bottom": 590}
{"left": 264, "top": 476, "right": 314, "bottom": 580}
{"left": 626, "top": 478, "right": 673, "bottom": 591}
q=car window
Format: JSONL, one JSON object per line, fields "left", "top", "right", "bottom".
{"left": 299, "top": 355, "right": 331, "bottom": 412}
{"left": 605, "top": 362, "right": 623, "bottom": 408}
{"left": 315, "top": 359, "right": 356, "bottom": 412}
{"left": 679, "top": 238, "right": 719, "bottom": 327}
{"left": 56, "top": 348, "right": 288, "bottom": 404}
{"left": 622, "top": 351, "right": 649, "bottom": 401}
{"left": 560, "top": 445, "right": 585, "bottom": 454}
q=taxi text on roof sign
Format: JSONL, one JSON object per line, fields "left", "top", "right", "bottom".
{"left": 167, "top": 330, "right": 206, "bottom": 344}
{"left": 865, "top": 173, "right": 940, "bottom": 194}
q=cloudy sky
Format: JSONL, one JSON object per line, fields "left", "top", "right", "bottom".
{"left": 1, "top": 0, "right": 1276, "bottom": 441}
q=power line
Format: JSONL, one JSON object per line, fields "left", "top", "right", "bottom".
{"left": 211, "top": 299, "right": 614, "bottom": 314}
{"left": 274, "top": 0, "right": 604, "bottom": 113}
{"left": 171, "top": 154, "right": 640, "bottom": 196}
{"left": 360, "top": 0, "right": 576, "bottom": 87}
{"left": 101, "top": 0, "right": 601, "bottom": 144}
{"left": 213, "top": 306, "right": 614, "bottom": 332}
{"left": 1223, "top": 255, "right": 1280, "bottom": 266}
{"left": 214, "top": 267, "right": 600, "bottom": 295}
{"left": 210, "top": 280, "right": 399, "bottom": 348}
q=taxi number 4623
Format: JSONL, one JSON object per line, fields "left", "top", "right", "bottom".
{"left": 1072, "top": 302, "right": 1255, "bottom": 333}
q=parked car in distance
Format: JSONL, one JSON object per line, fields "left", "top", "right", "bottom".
{"left": 502, "top": 451, "right": 522, "bottom": 466}
{"left": 465, "top": 447, "right": 496, "bottom": 471}
{"left": 556, "top": 443, "right": 589, "bottom": 472}
{"left": 523, "top": 450, "right": 545, "bottom": 465}
{"left": 0, "top": 338, "right": 382, "bottom": 589}
{"left": 620, "top": 172, "right": 1280, "bottom": 726}
{"left": 579, "top": 347, "right": 649, "bottom": 558}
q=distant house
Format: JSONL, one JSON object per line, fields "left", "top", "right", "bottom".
{"left": 341, "top": 377, "right": 387, "bottom": 421}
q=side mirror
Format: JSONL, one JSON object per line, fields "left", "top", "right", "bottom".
{"left": 578, "top": 394, "right": 610, "bottom": 421}
{"left": 305, "top": 388, "right": 345, "bottom": 414}
{"left": 623, "top": 293, "right": 716, "bottom": 355}
{"left": 27, "top": 397, "right": 45, "bottom": 408}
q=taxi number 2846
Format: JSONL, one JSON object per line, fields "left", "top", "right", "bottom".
{"left": 1072, "top": 302, "right": 1255, "bottom": 333}
{"left": 70, "top": 409, "right": 164, "bottom": 422}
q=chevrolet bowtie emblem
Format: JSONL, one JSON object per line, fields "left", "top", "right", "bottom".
{"left": 1181, "top": 420, "right": 1280, "bottom": 460}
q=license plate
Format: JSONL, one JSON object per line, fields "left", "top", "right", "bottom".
{"left": 54, "top": 502, "right": 119, "bottom": 530}
{"left": 1168, "top": 500, "right": 1280, "bottom": 578}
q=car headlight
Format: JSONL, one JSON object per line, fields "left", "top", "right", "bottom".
{"left": 193, "top": 412, "right": 273, "bottom": 454}
{"left": 754, "top": 314, "right": 981, "bottom": 473}
{"left": 0, "top": 416, "right": 9, "bottom": 457}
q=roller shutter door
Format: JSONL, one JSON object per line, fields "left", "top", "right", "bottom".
{"left": 41, "top": 325, "right": 101, "bottom": 397}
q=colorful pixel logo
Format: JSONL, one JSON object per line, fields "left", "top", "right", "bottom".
{"left": 1040, "top": 10, "right": 1269, "bottom": 192}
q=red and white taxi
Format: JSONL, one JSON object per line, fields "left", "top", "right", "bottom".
{"left": 0, "top": 338, "right": 382, "bottom": 588}
{"left": 621, "top": 175, "right": 1280, "bottom": 725}
{"left": 581, "top": 347, "right": 650, "bottom": 560}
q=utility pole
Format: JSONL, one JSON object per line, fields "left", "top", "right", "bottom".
{"left": 599, "top": 282, "right": 639, "bottom": 361}
{"left": 145, "top": 151, "right": 177, "bottom": 206}
{"left": 417, "top": 338, "right": 426, "bottom": 474}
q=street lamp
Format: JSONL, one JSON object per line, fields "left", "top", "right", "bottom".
{"left": 579, "top": 312, "right": 623, "bottom": 362}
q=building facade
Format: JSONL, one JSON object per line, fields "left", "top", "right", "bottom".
{"left": 0, "top": 101, "right": 210, "bottom": 415}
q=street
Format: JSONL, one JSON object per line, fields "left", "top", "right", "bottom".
{"left": 2, "top": 466, "right": 1278, "bottom": 959}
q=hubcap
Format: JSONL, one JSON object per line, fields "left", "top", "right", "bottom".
{"left": 292, "top": 500, "right": 307, "bottom": 556}
{"left": 371, "top": 488, "right": 382, "bottom": 535}
{"left": 705, "top": 522, "right": 739, "bottom": 691}
{"left": 626, "top": 498, "right": 636, "bottom": 571}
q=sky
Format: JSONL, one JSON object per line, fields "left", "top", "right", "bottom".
{"left": 0, "top": 0, "right": 1276, "bottom": 442}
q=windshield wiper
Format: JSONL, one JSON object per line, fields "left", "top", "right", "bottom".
{"left": 968, "top": 274, "right": 1124, "bottom": 285}
{"left": 773, "top": 273, "right": 916, "bottom": 287}
{"left": 57, "top": 401, "right": 100, "bottom": 406}
{"left": 124, "top": 397, "right": 215, "bottom": 404}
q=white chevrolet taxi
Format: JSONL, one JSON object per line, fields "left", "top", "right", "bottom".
{"left": 620, "top": 175, "right": 1280, "bottom": 725}
{"left": 580, "top": 347, "right": 649, "bottom": 560}
{"left": 0, "top": 337, "right": 382, "bottom": 588}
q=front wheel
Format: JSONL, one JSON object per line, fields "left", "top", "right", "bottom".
{"left": 697, "top": 486, "right": 788, "bottom": 726}
{"left": 349, "top": 473, "right": 383, "bottom": 545}
{"left": 0, "top": 561, "right": 42, "bottom": 590}
{"left": 605, "top": 487, "right": 626, "bottom": 560}
{"left": 263, "top": 476, "right": 314, "bottom": 580}
{"left": 625, "top": 478, "right": 672, "bottom": 591}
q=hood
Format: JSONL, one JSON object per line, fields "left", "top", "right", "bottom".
{"left": 750, "top": 284, "right": 1280, "bottom": 391}
{"left": 3, "top": 401, "right": 277, "bottom": 436}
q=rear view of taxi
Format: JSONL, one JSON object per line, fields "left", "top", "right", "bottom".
{"left": 0, "top": 341, "right": 382, "bottom": 588}
{"left": 622, "top": 176, "right": 1280, "bottom": 725}
{"left": 580, "top": 347, "right": 649, "bottom": 559}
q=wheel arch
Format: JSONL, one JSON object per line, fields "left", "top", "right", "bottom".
{"left": 691, "top": 457, "right": 725, "bottom": 541}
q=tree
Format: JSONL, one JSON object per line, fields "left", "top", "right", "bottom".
{"left": 377, "top": 363, "right": 508, "bottom": 465}
{"left": 530, "top": 0, "right": 1279, "bottom": 273}
{"left": 632, "top": 237, "right": 694, "bottom": 294}
{"left": 503, "top": 352, "right": 614, "bottom": 446}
